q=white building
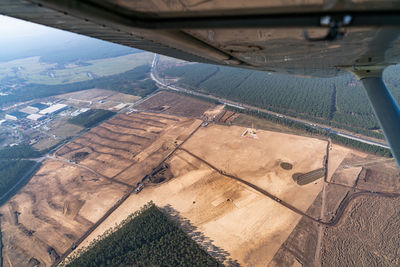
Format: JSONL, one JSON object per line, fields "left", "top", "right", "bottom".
{"left": 39, "top": 104, "right": 68, "bottom": 115}
{"left": 111, "top": 103, "right": 128, "bottom": 111}
{"left": 5, "top": 114, "right": 17, "bottom": 121}
{"left": 27, "top": 114, "right": 45, "bottom": 121}
{"left": 20, "top": 106, "right": 39, "bottom": 114}
{"left": 5, "top": 111, "right": 28, "bottom": 121}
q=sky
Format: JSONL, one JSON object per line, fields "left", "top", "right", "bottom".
{"left": 0, "top": 14, "right": 136, "bottom": 63}
{"left": 0, "top": 15, "right": 60, "bottom": 40}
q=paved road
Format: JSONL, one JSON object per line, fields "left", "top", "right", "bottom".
{"left": 150, "top": 54, "right": 389, "bottom": 150}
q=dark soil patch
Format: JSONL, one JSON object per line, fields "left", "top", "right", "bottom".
{"left": 280, "top": 162, "right": 293, "bottom": 170}
{"left": 71, "top": 151, "right": 89, "bottom": 163}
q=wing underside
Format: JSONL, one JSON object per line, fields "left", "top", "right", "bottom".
{"left": 2, "top": 0, "right": 400, "bottom": 77}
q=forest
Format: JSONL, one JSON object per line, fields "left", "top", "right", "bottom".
{"left": 65, "top": 203, "right": 221, "bottom": 267}
{"left": 0, "top": 143, "right": 41, "bottom": 159}
{"left": 161, "top": 63, "right": 400, "bottom": 139}
{"left": 0, "top": 144, "right": 44, "bottom": 203}
{"left": 68, "top": 109, "right": 115, "bottom": 128}
{"left": 0, "top": 65, "right": 156, "bottom": 107}
{"left": 0, "top": 159, "right": 37, "bottom": 204}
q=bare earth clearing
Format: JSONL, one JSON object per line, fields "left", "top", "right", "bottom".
{"left": 0, "top": 160, "right": 129, "bottom": 266}
{"left": 1, "top": 110, "right": 201, "bottom": 266}
{"left": 135, "top": 91, "right": 215, "bottom": 117}
{"left": 2, "top": 91, "right": 400, "bottom": 267}
{"left": 269, "top": 148, "right": 400, "bottom": 267}
{"left": 182, "top": 125, "right": 327, "bottom": 213}
{"left": 68, "top": 123, "right": 343, "bottom": 266}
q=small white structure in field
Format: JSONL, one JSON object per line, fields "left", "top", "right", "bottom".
{"left": 241, "top": 127, "right": 258, "bottom": 139}
{"left": 111, "top": 103, "right": 128, "bottom": 111}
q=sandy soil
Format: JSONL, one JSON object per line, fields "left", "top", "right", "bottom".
{"left": 322, "top": 195, "right": 400, "bottom": 266}
{"left": 56, "top": 112, "right": 198, "bottom": 180}
{"left": 114, "top": 118, "right": 202, "bottom": 185}
{"left": 135, "top": 91, "right": 215, "bottom": 118}
{"left": 203, "top": 105, "right": 225, "bottom": 120}
{"left": 331, "top": 167, "right": 362, "bottom": 187}
{"left": 4, "top": 90, "right": 388, "bottom": 267}
{"left": 1, "top": 110, "right": 202, "bottom": 266}
{"left": 67, "top": 123, "right": 353, "bottom": 266}
{"left": 326, "top": 144, "right": 354, "bottom": 182}
{"left": 70, "top": 150, "right": 303, "bottom": 266}
{"left": 182, "top": 125, "right": 327, "bottom": 213}
{"left": 269, "top": 148, "right": 400, "bottom": 267}
{"left": 0, "top": 160, "right": 129, "bottom": 267}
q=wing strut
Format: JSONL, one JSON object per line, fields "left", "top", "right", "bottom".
{"left": 357, "top": 72, "right": 400, "bottom": 168}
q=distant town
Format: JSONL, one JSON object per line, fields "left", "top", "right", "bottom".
{"left": 0, "top": 90, "right": 136, "bottom": 151}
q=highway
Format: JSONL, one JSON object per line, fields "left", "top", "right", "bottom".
{"left": 150, "top": 54, "right": 390, "bottom": 150}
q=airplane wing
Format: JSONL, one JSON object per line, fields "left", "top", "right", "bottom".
{"left": 2, "top": 0, "right": 400, "bottom": 77}
{"left": 1, "top": 0, "right": 400, "bottom": 167}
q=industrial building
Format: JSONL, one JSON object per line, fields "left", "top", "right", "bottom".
{"left": 30, "top": 103, "right": 49, "bottom": 110}
{"left": 27, "top": 114, "right": 45, "bottom": 121}
{"left": 39, "top": 104, "right": 68, "bottom": 115}
{"left": 20, "top": 106, "right": 39, "bottom": 114}
{"left": 5, "top": 111, "right": 28, "bottom": 121}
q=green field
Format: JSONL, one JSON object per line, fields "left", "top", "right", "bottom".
{"left": 65, "top": 203, "right": 221, "bottom": 267}
{"left": 0, "top": 52, "right": 153, "bottom": 85}
{"left": 0, "top": 65, "right": 156, "bottom": 107}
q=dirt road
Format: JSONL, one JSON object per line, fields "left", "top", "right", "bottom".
{"left": 179, "top": 147, "right": 400, "bottom": 227}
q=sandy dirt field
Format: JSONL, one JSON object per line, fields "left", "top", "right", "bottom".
{"left": 0, "top": 160, "right": 130, "bottom": 267}
{"left": 1, "top": 110, "right": 201, "bottom": 266}
{"left": 69, "top": 150, "right": 303, "bottom": 266}
{"left": 269, "top": 148, "right": 400, "bottom": 267}
{"left": 56, "top": 111, "right": 200, "bottom": 181}
{"left": 182, "top": 125, "right": 327, "bottom": 213}
{"left": 113, "top": 117, "right": 202, "bottom": 185}
{"left": 326, "top": 144, "right": 357, "bottom": 182}
{"left": 3, "top": 88, "right": 395, "bottom": 267}
{"left": 135, "top": 91, "right": 215, "bottom": 118}
{"left": 322, "top": 194, "right": 400, "bottom": 266}
{"left": 66, "top": 123, "right": 351, "bottom": 266}
{"left": 331, "top": 166, "right": 362, "bottom": 187}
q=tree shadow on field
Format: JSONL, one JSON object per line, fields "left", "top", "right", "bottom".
{"left": 162, "top": 205, "right": 241, "bottom": 267}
